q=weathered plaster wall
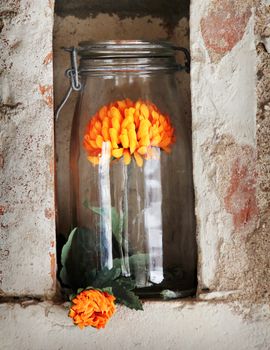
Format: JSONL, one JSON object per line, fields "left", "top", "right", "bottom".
{"left": 191, "top": 0, "right": 270, "bottom": 306}
{"left": 0, "top": 0, "right": 56, "bottom": 296}
{"left": 54, "top": 12, "right": 190, "bottom": 236}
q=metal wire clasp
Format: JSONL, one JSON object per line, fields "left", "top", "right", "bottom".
{"left": 65, "top": 47, "right": 82, "bottom": 91}
{"left": 55, "top": 47, "right": 82, "bottom": 121}
{"left": 173, "top": 46, "right": 191, "bottom": 73}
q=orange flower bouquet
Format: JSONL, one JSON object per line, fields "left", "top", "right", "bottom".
{"left": 83, "top": 99, "right": 175, "bottom": 167}
{"left": 62, "top": 99, "right": 175, "bottom": 330}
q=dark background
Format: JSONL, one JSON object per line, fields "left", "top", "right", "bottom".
{"left": 55, "top": 0, "right": 190, "bottom": 32}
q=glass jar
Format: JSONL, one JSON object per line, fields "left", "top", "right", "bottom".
{"left": 69, "top": 40, "right": 196, "bottom": 298}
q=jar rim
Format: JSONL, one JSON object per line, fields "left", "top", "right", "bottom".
{"left": 78, "top": 40, "right": 178, "bottom": 59}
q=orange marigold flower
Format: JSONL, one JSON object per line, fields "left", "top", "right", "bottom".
{"left": 83, "top": 99, "right": 176, "bottom": 166}
{"left": 69, "top": 289, "right": 116, "bottom": 330}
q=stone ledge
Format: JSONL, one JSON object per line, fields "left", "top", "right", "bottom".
{"left": 1, "top": 300, "right": 270, "bottom": 350}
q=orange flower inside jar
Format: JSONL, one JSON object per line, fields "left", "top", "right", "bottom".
{"left": 83, "top": 99, "right": 176, "bottom": 167}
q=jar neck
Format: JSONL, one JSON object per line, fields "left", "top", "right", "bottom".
{"left": 79, "top": 56, "right": 180, "bottom": 76}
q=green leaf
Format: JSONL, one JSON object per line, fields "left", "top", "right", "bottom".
{"left": 128, "top": 253, "right": 148, "bottom": 276}
{"left": 118, "top": 289, "right": 143, "bottom": 310}
{"left": 115, "top": 276, "right": 136, "bottom": 291}
{"left": 112, "top": 258, "right": 122, "bottom": 269}
{"left": 111, "top": 207, "right": 119, "bottom": 232}
{"left": 91, "top": 266, "right": 121, "bottom": 288}
{"left": 112, "top": 254, "right": 148, "bottom": 272}
{"left": 83, "top": 201, "right": 106, "bottom": 218}
{"left": 111, "top": 279, "right": 143, "bottom": 310}
{"left": 59, "top": 227, "right": 99, "bottom": 290}
{"left": 85, "top": 286, "right": 94, "bottom": 290}
{"left": 111, "top": 207, "right": 123, "bottom": 246}
{"left": 90, "top": 206, "right": 105, "bottom": 216}
{"left": 84, "top": 202, "right": 123, "bottom": 248}
{"left": 60, "top": 228, "right": 77, "bottom": 286}
{"left": 61, "top": 228, "right": 77, "bottom": 270}
{"left": 69, "top": 293, "right": 76, "bottom": 301}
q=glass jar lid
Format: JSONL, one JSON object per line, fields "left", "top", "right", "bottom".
{"left": 78, "top": 40, "right": 178, "bottom": 59}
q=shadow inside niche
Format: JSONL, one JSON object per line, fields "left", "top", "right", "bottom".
{"left": 54, "top": 0, "right": 190, "bottom": 34}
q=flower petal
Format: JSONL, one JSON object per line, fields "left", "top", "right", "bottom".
{"left": 112, "top": 148, "right": 124, "bottom": 158}
{"left": 134, "top": 152, "right": 143, "bottom": 167}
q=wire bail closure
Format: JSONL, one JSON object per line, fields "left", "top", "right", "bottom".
{"left": 55, "top": 47, "right": 81, "bottom": 121}
{"left": 66, "top": 47, "right": 82, "bottom": 91}
{"left": 173, "top": 46, "right": 190, "bottom": 73}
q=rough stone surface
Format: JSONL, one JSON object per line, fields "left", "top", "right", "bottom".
{"left": 230, "top": 0, "right": 270, "bottom": 307}
{"left": 244, "top": 1, "right": 270, "bottom": 305}
{"left": 0, "top": 0, "right": 56, "bottom": 296}
{"left": 200, "top": 0, "right": 253, "bottom": 62}
{"left": 191, "top": 0, "right": 259, "bottom": 293}
{"left": 190, "top": 0, "right": 270, "bottom": 309}
{"left": 1, "top": 300, "right": 270, "bottom": 350}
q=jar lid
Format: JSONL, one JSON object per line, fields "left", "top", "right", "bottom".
{"left": 78, "top": 40, "right": 177, "bottom": 59}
